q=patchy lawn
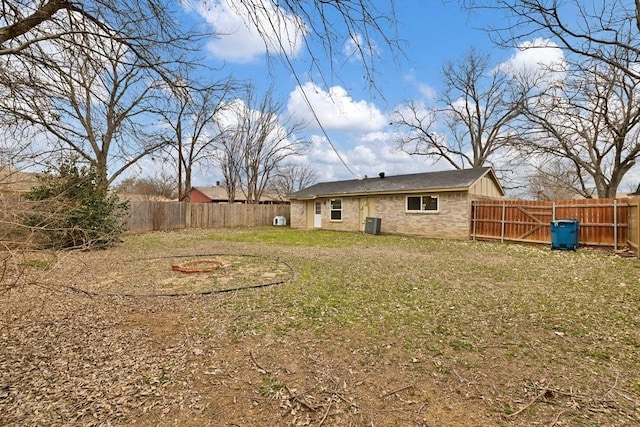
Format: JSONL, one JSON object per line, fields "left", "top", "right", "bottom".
{"left": 1, "top": 228, "right": 639, "bottom": 426}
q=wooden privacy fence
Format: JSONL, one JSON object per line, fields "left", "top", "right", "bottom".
{"left": 470, "top": 198, "right": 629, "bottom": 249}
{"left": 627, "top": 197, "right": 640, "bottom": 254}
{"left": 125, "top": 201, "right": 290, "bottom": 233}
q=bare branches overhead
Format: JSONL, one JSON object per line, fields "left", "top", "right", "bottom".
{"left": 0, "top": 1, "right": 208, "bottom": 188}
{"left": 226, "top": 0, "right": 399, "bottom": 88}
{"left": 0, "top": 0, "right": 197, "bottom": 57}
{"left": 467, "top": 0, "right": 640, "bottom": 79}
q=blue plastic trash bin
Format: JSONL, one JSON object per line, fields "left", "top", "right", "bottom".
{"left": 550, "top": 219, "right": 579, "bottom": 251}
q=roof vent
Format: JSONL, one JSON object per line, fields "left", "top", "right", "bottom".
{"left": 379, "top": 172, "right": 385, "bottom": 178}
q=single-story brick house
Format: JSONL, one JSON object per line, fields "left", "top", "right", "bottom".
{"left": 288, "top": 167, "right": 504, "bottom": 239}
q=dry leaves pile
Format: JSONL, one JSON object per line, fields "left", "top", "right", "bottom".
{"left": 1, "top": 286, "right": 195, "bottom": 426}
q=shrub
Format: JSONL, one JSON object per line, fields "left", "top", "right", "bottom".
{"left": 23, "top": 159, "right": 128, "bottom": 249}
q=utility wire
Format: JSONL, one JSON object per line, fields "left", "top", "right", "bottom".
{"left": 261, "top": 7, "right": 361, "bottom": 179}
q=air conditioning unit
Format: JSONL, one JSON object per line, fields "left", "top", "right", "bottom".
{"left": 364, "top": 217, "right": 381, "bottom": 235}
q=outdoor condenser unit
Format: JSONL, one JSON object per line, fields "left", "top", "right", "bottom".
{"left": 364, "top": 217, "right": 381, "bottom": 235}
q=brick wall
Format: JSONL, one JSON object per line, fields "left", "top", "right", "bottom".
{"left": 290, "top": 198, "right": 362, "bottom": 231}
{"left": 290, "top": 200, "right": 307, "bottom": 228}
{"left": 318, "top": 197, "right": 361, "bottom": 232}
{"left": 375, "top": 192, "right": 471, "bottom": 239}
{"left": 291, "top": 193, "right": 472, "bottom": 239}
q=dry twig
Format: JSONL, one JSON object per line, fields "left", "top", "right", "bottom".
{"left": 249, "top": 350, "right": 271, "bottom": 374}
{"left": 284, "top": 385, "right": 319, "bottom": 412}
{"left": 318, "top": 398, "right": 333, "bottom": 426}
{"left": 548, "top": 408, "right": 570, "bottom": 426}
{"left": 506, "top": 382, "right": 552, "bottom": 418}
{"left": 382, "top": 384, "right": 415, "bottom": 398}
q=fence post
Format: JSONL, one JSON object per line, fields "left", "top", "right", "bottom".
{"left": 185, "top": 202, "right": 191, "bottom": 229}
{"left": 614, "top": 199, "right": 618, "bottom": 251}
{"left": 501, "top": 201, "right": 506, "bottom": 243}
{"left": 634, "top": 198, "right": 640, "bottom": 258}
{"left": 552, "top": 201, "right": 556, "bottom": 221}
{"left": 472, "top": 200, "right": 477, "bottom": 241}
{"left": 637, "top": 200, "right": 640, "bottom": 258}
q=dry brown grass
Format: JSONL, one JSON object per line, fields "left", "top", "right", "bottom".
{"left": 1, "top": 228, "right": 639, "bottom": 426}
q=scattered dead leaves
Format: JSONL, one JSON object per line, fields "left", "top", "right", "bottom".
{"left": 1, "top": 229, "right": 639, "bottom": 426}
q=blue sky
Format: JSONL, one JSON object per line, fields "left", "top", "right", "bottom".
{"left": 176, "top": 1, "right": 633, "bottom": 192}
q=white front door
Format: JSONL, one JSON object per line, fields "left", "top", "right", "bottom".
{"left": 314, "top": 201, "right": 322, "bottom": 228}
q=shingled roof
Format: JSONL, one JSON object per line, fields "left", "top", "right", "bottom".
{"left": 289, "top": 167, "right": 503, "bottom": 199}
{"left": 189, "top": 186, "right": 282, "bottom": 203}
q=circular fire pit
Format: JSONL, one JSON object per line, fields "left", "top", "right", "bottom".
{"left": 171, "top": 259, "right": 229, "bottom": 274}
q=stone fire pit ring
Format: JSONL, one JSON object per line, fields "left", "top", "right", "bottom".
{"left": 171, "top": 259, "right": 229, "bottom": 274}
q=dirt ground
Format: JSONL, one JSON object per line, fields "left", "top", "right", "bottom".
{"left": 1, "top": 229, "right": 639, "bottom": 426}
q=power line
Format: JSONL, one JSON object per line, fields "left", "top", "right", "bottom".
{"left": 262, "top": 10, "right": 360, "bottom": 179}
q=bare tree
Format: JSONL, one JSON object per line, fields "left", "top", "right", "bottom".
{"left": 214, "top": 134, "right": 243, "bottom": 204}
{"left": 219, "top": 86, "right": 308, "bottom": 204}
{"left": 114, "top": 174, "right": 177, "bottom": 199}
{"left": 462, "top": 1, "right": 640, "bottom": 196}
{"left": 0, "top": 1, "right": 199, "bottom": 123}
{"left": 269, "top": 162, "right": 318, "bottom": 200}
{"left": 522, "top": 159, "right": 587, "bottom": 200}
{"left": 394, "top": 48, "right": 525, "bottom": 170}
{"left": 2, "top": 1, "right": 400, "bottom": 189}
{"left": 466, "top": 0, "right": 640, "bottom": 79}
{"left": 205, "top": 1, "right": 401, "bottom": 180}
{"left": 155, "top": 78, "right": 235, "bottom": 201}
{"left": 0, "top": 2, "right": 204, "bottom": 192}
{"left": 3, "top": 33, "right": 168, "bottom": 193}
{"left": 522, "top": 53, "right": 640, "bottom": 198}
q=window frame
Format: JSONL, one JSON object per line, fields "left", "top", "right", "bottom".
{"left": 330, "top": 198, "right": 342, "bottom": 221}
{"left": 405, "top": 194, "right": 439, "bottom": 213}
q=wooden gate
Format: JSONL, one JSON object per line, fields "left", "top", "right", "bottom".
{"left": 471, "top": 198, "right": 628, "bottom": 249}
{"left": 627, "top": 197, "right": 640, "bottom": 254}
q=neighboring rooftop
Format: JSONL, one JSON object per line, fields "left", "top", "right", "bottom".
{"left": 289, "top": 167, "right": 502, "bottom": 199}
{"left": 188, "top": 185, "right": 284, "bottom": 203}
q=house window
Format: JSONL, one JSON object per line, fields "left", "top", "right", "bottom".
{"left": 406, "top": 195, "right": 438, "bottom": 212}
{"left": 330, "top": 199, "right": 342, "bottom": 220}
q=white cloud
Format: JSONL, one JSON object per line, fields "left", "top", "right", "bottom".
{"left": 402, "top": 69, "right": 437, "bottom": 101}
{"left": 418, "top": 83, "right": 437, "bottom": 100}
{"left": 499, "top": 38, "right": 566, "bottom": 85}
{"left": 287, "top": 82, "right": 388, "bottom": 132}
{"left": 351, "top": 145, "right": 377, "bottom": 164}
{"left": 192, "top": 0, "right": 306, "bottom": 63}
{"left": 621, "top": 166, "right": 640, "bottom": 194}
{"left": 301, "top": 130, "right": 448, "bottom": 182}
{"left": 343, "top": 33, "right": 380, "bottom": 63}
